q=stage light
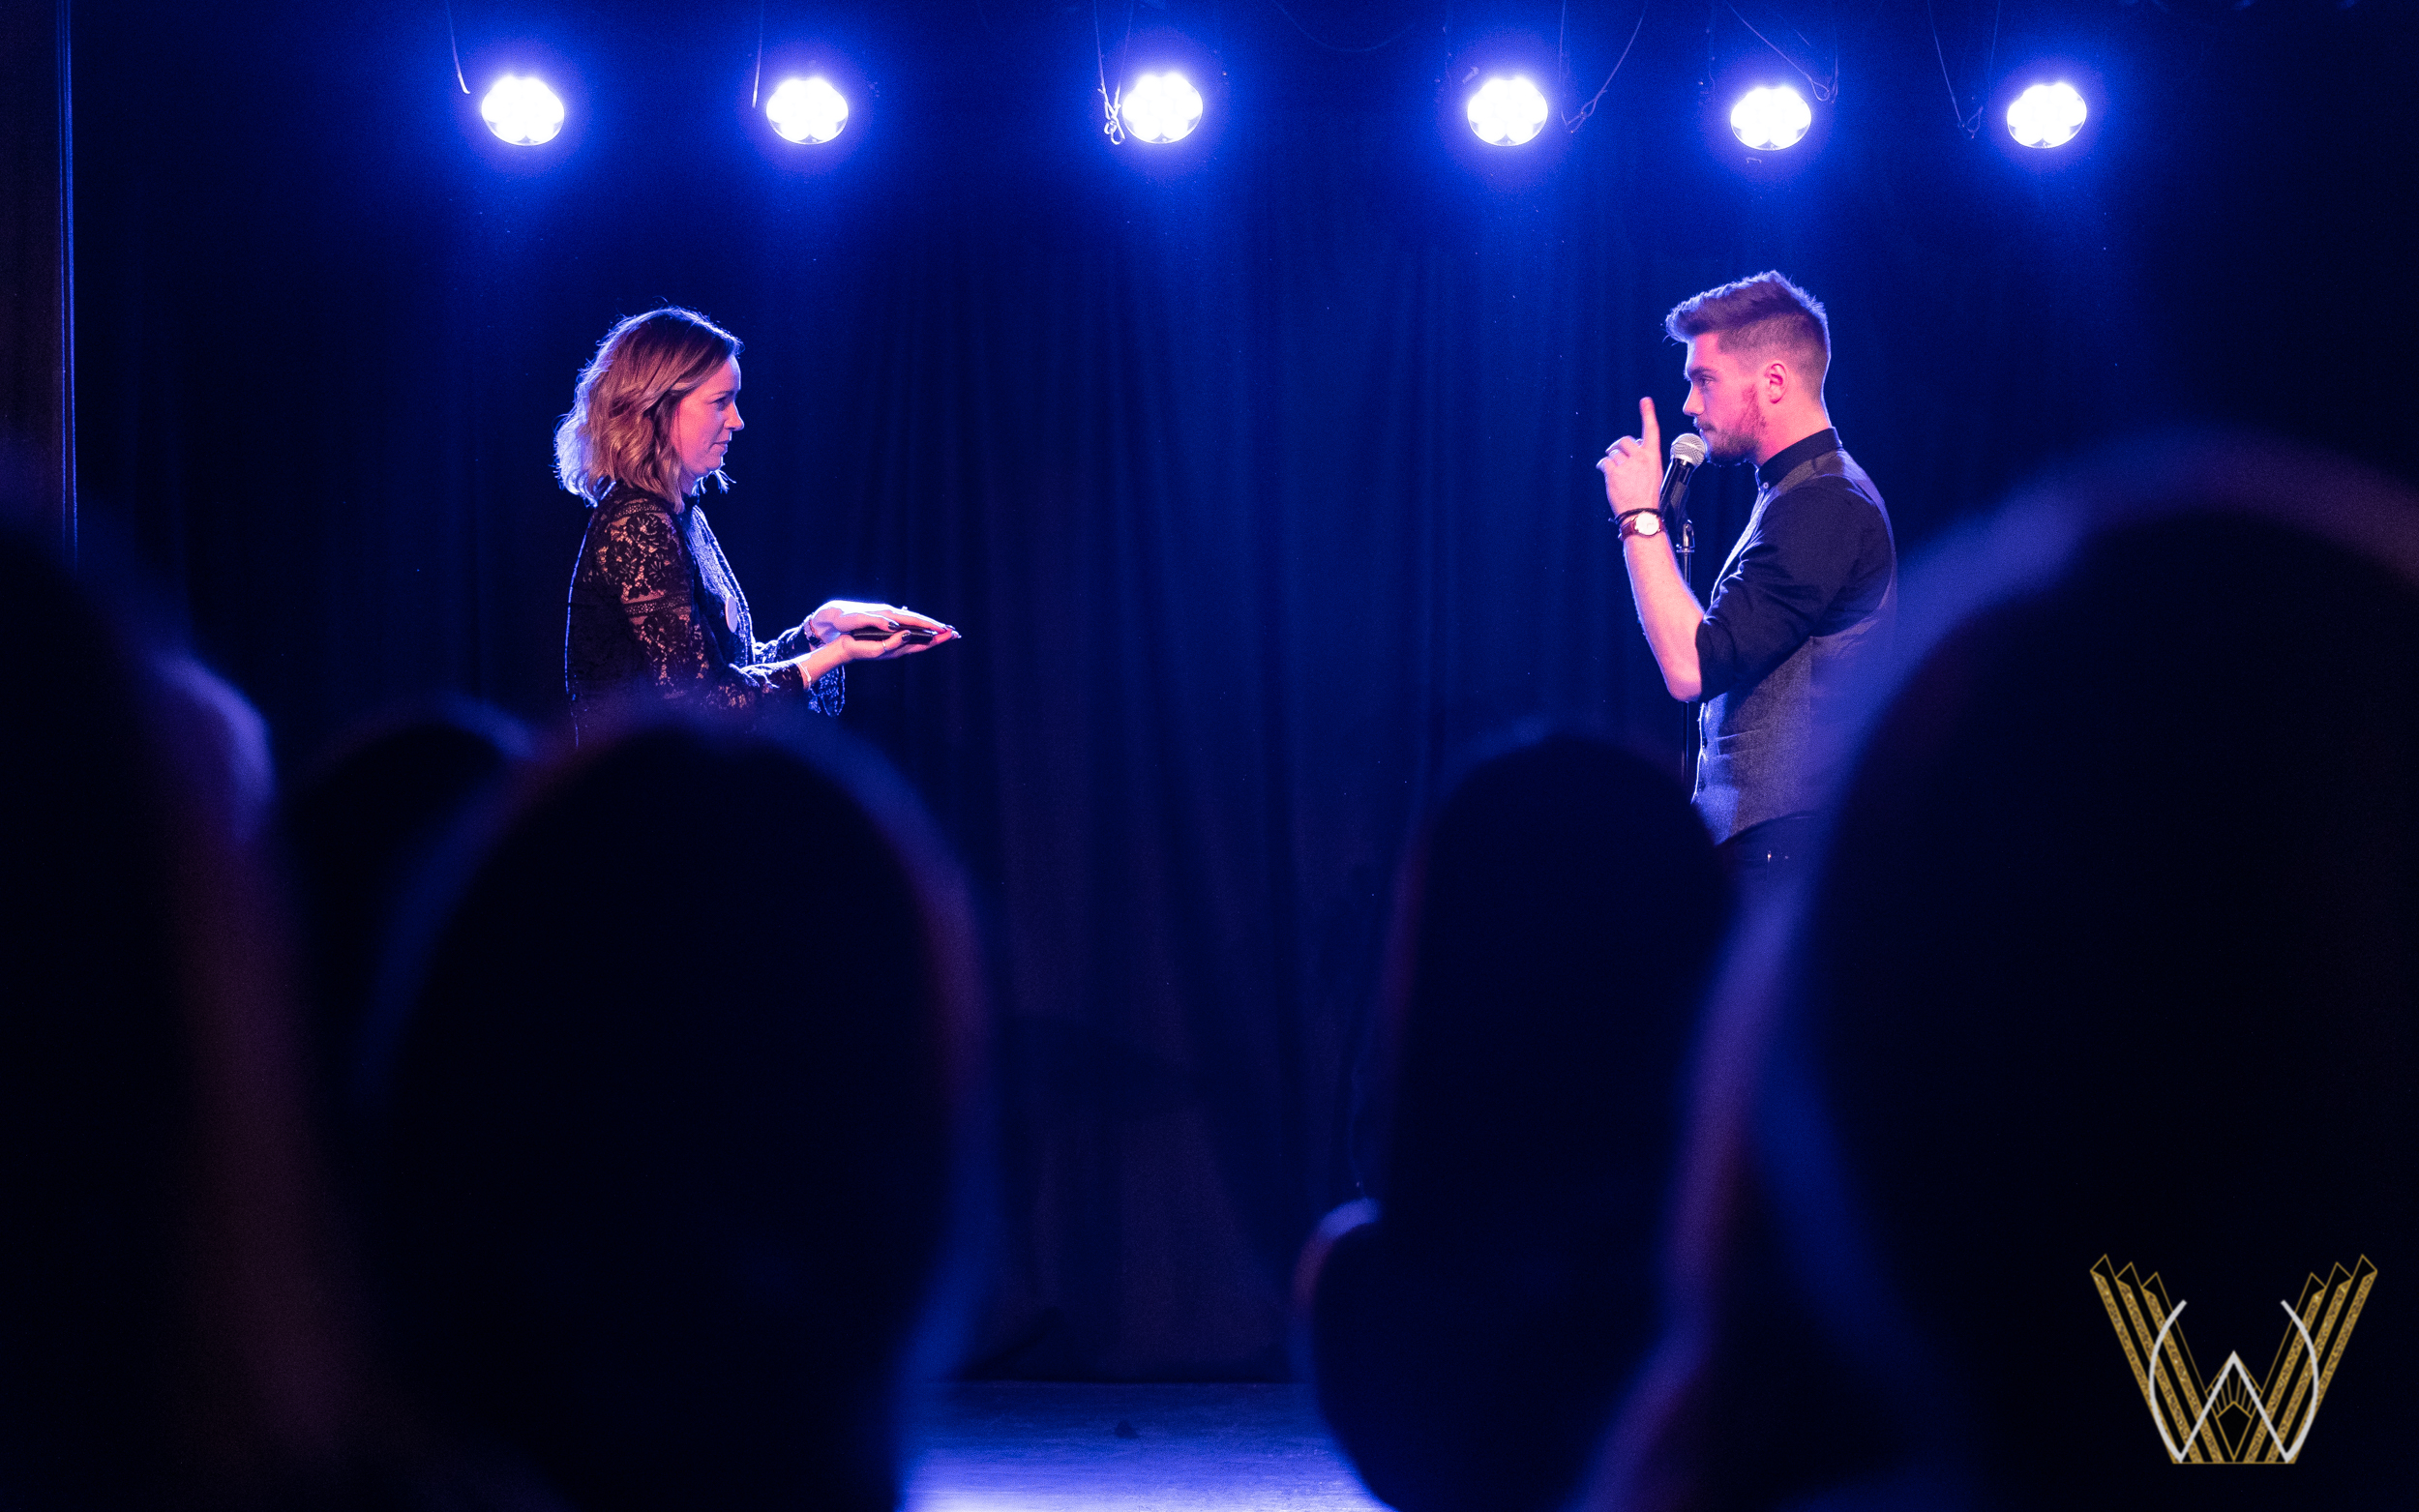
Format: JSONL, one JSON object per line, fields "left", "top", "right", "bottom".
{"left": 1121, "top": 72, "right": 1204, "bottom": 144}
{"left": 1466, "top": 75, "right": 1549, "bottom": 147}
{"left": 480, "top": 74, "right": 564, "bottom": 146}
{"left": 766, "top": 76, "right": 849, "bottom": 143}
{"left": 2006, "top": 81, "right": 2087, "bottom": 149}
{"left": 1728, "top": 84, "right": 1810, "bottom": 150}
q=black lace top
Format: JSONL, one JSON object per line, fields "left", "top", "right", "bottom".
{"left": 564, "top": 484, "right": 844, "bottom": 734}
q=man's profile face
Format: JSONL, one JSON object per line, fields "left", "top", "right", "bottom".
{"left": 1680, "top": 334, "right": 1762, "bottom": 464}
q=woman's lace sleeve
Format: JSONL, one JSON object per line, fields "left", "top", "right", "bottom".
{"left": 600, "top": 506, "right": 798, "bottom": 713}
{"left": 735, "top": 652, "right": 843, "bottom": 714}
{"left": 803, "top": 664, "right": 844, "bottom": 715}
{"left": 752, "top": 620, "right": 846, "bottom": 716}
{"left": 599, "top": 505, "right": 843, "bottom": 717}
{"left": 757, "top": 619, "right": 817, "bottom": 665}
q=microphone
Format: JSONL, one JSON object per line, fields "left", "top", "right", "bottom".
{"left": 1659, "top": 431, "right": 1709, "bottom": 520}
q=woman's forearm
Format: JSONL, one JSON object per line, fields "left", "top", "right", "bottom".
{"left": 796, "top": 638, "right": 854, "bottom": 684}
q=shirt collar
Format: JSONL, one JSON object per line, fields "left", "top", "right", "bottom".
{"left": 1755, "top": 427, "right": 1842, "bottom": 491}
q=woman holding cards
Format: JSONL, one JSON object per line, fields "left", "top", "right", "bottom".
{"left": 556, "top": 307, "right": 954, "bottom": 737}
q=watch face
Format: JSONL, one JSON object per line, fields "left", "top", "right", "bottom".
{"left": 1633, "top": 513, "right": 1660, "bottom": 536}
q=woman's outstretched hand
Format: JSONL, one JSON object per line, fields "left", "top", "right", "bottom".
{"left": 808, "top": 599, "right": 960, "bottom": 662}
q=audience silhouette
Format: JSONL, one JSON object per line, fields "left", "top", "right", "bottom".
{"left": 1, "top": 527, "right": 360, "bottom": 1509}
{"left": 283, "top": 700, "right": 532, "bottom": 1153}
{"left": 1297, "top": 732, "right": 1732, "bottom": 1512}
{"left": 360, "top": 712, "right": 984, "bottom": 1512}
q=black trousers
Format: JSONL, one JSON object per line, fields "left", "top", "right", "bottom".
{"left": 1716, "top": 810, "right": 1825, "bottom": 910}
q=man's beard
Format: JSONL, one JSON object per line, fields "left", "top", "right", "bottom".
{"left": 1698, "top": 423, "right": 1756, "bottom": 464}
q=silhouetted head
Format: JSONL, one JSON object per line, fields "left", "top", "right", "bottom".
{"left": 0, "top": 527, "right": 191, "bottom": 1507}
{"left": 366, "top": 712, "right": 982, "bottom": 1512}
{"left": 283, "top": 700, "right": 531, "bottom": 1140}
{"left": 1596, "top": 436, "right": 2419, "bottom": 1511}
{"left": 1299, "top": 732, "right": 1730, "bottom": 1512}
{"left": 1383, "top": 732, "right": 1731, "bottom": 1237}
{"left": 0, "top": 527, "right": 354, "bottom": 1509}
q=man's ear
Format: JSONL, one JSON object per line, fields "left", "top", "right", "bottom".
{"left": 1761, "top": 360, "right": 1791, "bottom": 404}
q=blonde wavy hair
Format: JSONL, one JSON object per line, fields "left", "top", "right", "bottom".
{"left": 553, "top": 308, "right": 744, "bottom": 503}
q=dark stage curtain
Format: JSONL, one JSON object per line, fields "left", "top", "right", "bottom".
{"left": 68, "top": 0, "right": 2413, "bottom": 1377}
{"left": 1, "top": 0, "right": 71, "bottom": 546}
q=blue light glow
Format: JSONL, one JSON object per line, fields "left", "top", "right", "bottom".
{"left": 1466, "top": 76, "right": 1549, "bottom": 147}
{"left": 2007, "top": 82, "right": 2087, "bottom": 148}
{"left": 480, "top": 74, "right": 564, "bottom": 146}
{"left": 767, "top": 77, "right": 849, "bottom": 144}
{"left": 1729, "top": 85, "right": 1811, "bottom": 150}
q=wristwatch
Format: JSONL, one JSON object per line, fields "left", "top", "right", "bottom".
{"left": 1616, "top": 508, "right": 1664, "bottom": 541}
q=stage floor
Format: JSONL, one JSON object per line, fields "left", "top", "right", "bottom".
{"left": 906, "top": 1382, "right": 1387, "bottom": 1510}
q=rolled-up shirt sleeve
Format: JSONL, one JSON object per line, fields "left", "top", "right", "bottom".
{"left": 1693, "top": 479, "right": 1881, "bottom": 700}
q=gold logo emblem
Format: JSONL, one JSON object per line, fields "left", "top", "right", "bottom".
{"left": 2091, "top": 1255, "right": 2376, "bottom": 1464}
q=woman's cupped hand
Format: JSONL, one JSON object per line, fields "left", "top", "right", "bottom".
{"left": 809, "top": 600, "right": 960, "bottom": 660}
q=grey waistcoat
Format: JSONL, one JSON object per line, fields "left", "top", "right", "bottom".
{"left": 1691, "top": 447, "right": 1896, "bottom": 843}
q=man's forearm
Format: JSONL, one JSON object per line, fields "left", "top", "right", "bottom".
{"left": 1622, "top": 533, "right": 1706, "bottom": 700}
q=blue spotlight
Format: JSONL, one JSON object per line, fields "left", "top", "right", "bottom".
{"left": 767, "top": 76, "right": 849, "bottom": 143}
{"left": 480, "top": 74, "right": 564, "bottom": 146}
{"left": 1121, "top": 72, "right": 1204, "bottom": 143}
{"left": 2007, "top": 82, "right": 2087, "bottom": 149}
{"left": 1728, "top": 84, "right": 1810, "bottom": 150}
{"left": 1467, "top": 75, "right": 1549, "bottom": 146}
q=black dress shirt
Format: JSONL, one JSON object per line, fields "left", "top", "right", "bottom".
{"left": 1693, "top": 428, "right": 1896, "bottom": 700}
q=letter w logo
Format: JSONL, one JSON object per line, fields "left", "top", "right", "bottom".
{"left": 2091, "top": 1256, "right": 2376, "bottom": 1464}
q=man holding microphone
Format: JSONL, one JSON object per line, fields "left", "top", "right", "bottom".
{"left": 1598, "top": 272, "right": 1896, "bottom": 887}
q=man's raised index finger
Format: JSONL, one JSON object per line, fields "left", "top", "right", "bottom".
{"left": 1639, "top": 396, "right": 1660, "bottom": 454}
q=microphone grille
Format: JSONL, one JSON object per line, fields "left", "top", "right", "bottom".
{"left": 1668, "top": 432, "right": 1709, "bottom": 466}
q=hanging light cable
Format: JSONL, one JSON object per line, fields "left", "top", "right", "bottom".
{"left": 750, "top": 0, "right": 765, "bottom": 107}
{"left": 1093, "top": 0, "right": 1128, "bottom": 143}
{"left": 1729, "top": 1, "right": 1836, "bottom": 103}
{"left": 444, "top": 0, "right": 468, "bottom": 92}
{"left": 1564, "top": 0, "right": 1650, "bottom": 134}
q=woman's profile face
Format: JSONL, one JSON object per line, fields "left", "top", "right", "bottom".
{"left": 666, "top": 357, "right": 744, "bottom": 493}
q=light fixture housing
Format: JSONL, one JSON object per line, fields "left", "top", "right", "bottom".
{"left": 766, "top": 76, "right": 849, "bottom": 143}
{"left": 480, "top": 74, "right": 565, "bottom": 146}
{"left": 1121, "top": 71, "right": 1205, "bottom": 144}
{"left": 2006, "top": 81, "right": 2087, "bottom": 149}
{"left": 1466, "top": 75, "right": 1549, "bottom": 147}
{"left": 1728, "top": 84, "right": 1811, "bottom": 150}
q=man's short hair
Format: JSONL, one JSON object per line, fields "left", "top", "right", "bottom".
{"left": 1665, "top": 272, "right": 1830, "bottom": 389}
